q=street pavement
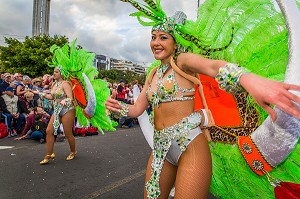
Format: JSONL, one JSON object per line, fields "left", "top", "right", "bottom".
{"left": 0, "top": 125, "right": 217, "bottom": 199}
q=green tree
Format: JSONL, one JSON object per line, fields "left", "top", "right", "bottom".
{"left": 98, "top": 69, "right": 145, "bottom": 85}
{"left": 0, "top": 34, "right": 68, "bottom": 77}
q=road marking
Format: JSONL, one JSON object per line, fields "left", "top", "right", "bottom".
{"left": 0, "top": 146, "right": 15, "bottom": 150}
{"left": 83, "top": 169, "right": 146, "bottom": 199}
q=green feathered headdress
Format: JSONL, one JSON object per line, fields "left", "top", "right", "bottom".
{"left": 120, "top": 0, "right": 233, "bottom": 56}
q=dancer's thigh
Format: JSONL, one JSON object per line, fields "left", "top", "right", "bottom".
{"left": 144, "top": 153, "right": 177, "bottom": 199}
{"left": 46, "top": 114, "right": 55, "bottom": 135}
{"left": 175, "top": 133, "right": 212, "bottom": 199}
{"left": 61, "top": 109, "right": 75, "bottom": 137}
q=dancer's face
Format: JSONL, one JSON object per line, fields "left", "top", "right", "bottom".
{"left": 53, "top": 68, "right": 62, "bottom": 80}
{"left": 150, "top": 30, "right": 177, "bottom": 64}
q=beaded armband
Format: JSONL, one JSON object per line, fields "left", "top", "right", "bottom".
{"left": 119, "top": 101, "right": 129, "bottom": 117}
{"left": 215, "top": 63, "right": 248, "bottom": 94}
{"left": 64, "top": 98, "right": 72, "bottom": 108}
{"left": 38, "top": 92, "right": 46, "bottom": 98}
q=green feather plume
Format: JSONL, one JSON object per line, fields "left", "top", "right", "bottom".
{"left": 195, "top": 1, "right": 299, "bottom": 198}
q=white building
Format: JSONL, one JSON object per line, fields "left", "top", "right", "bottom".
{"left": 93, "top": 54, "right": 146, "bottom": 74}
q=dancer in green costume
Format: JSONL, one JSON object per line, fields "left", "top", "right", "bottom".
{"left": 40, "top": 40, "right": 116, "bottom": 165}
{"left": 106, "top": 0, "right": 300, "bottom": 198}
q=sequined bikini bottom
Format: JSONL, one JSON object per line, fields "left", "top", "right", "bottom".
{"left": 146, "top": 112, "right": 202, "bottom": 199}
{"left": 53, "top": 102, "right": 75, "bottom": 135}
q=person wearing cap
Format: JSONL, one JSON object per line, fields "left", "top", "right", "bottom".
{"left": 32, "top": 78, "right": 43, "bottom": 106}
{"left": 13, "top": 73, "right": 23, "bottom": 86}
{"left": 0, "top": 74, "right": 13, "bottom": 95}
{"left": 14, "top": 74, "right": 33, "bottom": 101}
{"left": 0, "top": 86, "right": 25, "bottom": 137}
{"left": 23, "top": 75, "right": 33, "bottom": 90}
{"left": 116, "top": 80, "right": 128, "bottom": 102}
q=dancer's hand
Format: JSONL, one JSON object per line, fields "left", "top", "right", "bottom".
{"left": 240, "top": 73, "right": 300, "bottom": 121}
{"left": 105, "top": 97, "right": 123, "bottom": 113}
{"left": 60, "top": 99, "right": 67, "bottom": 106}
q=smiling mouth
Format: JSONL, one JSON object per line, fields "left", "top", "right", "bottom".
{"left": 154, "top": 49, "right": 163, "bottom": 54}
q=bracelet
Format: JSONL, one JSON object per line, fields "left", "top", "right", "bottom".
{"left": 215, "top": 63, "right": 248, "bottom": 94}
{"left": 38, "top": 92, "right": 46, "bottom": 98}
{"left": 119, "top": 101, "right": 129, "bottom": 117}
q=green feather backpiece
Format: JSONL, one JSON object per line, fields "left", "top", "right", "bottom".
{"left": 194, "top": 0, "right": 299, "bottom": 198}
{"left": 49, "top": 40, "right": 116, "bottom": 133}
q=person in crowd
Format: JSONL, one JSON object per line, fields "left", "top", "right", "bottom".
{"left": 119, "top": 115, "right": 134, "bottom": 128}
{"left": 0, "top": 74, "right": 14, "bottom": 95}
{"left": 40, "top": 85, "right": 54, "bottom": 116}
{"left": 0, "top": 72, "right": 4, "bottom": 84}
{"left": 32, "top": 78, "right": 43, "bottom": 106}
{"left": 13, "top": 73, "right": 23, "bottom": 88}
{"left": 0, "top": 86, "right": 25, "bottom": 137}
{"left": 23, "top": 75, "right": 33, "bottom": 90}
{"left": 133, "top": 80, "right": 139, "bottom": 93}
{"left": 39, "top": 67, "right": 76, "bottom": 165}
{"left": 20, "top": 106, "right": 50, "bottom": 136}
{"left": 15, "top": 73, "right": 28, "bottom": 100}
{"left": 15, "top": 107, "right": 48, "bottom": 143}
{"left": 42, "top": 74, "right": 53, "bottom": 90}
{"left": 111, "top": 82, "right": 118, "bottom": 99}
{"left": 102, "top": 76, "right": 107, "bottom": 82}
{"left": 18, "top": 91, "right": 37, "bottom": 118}
{"left": 116, "top": 80, "right": 128, "bottom": 102}
{"left": 126, "top": 83, "right": 134, "bottom": 105}
{"left": 106, "top": 6, "right": 300, "bottom": 199}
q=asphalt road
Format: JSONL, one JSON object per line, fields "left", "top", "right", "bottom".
{"left": 0, "top": 125, "right": 217, "bottom": 199}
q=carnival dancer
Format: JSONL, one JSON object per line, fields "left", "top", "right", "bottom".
{"left": 39, "top": 40, "right": 116, "bottom": 165}
{"left": 39, "top": 66, "right": 76, "bottom": 164}
{"left": 106, "top": 0, "right": 300, "bottom": 198}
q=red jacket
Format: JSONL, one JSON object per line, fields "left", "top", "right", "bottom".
{"left": 117, "top": 85, "right": 128, "bottom": 100}
{"left": 22, "top": 113, "right": 47, "bottom": 135}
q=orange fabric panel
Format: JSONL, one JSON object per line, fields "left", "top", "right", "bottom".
{"left": 238, "top": 136, "right": 273, "bottom": 176}
{"left": 194, "top": 75, "right": 242, "bottom": 126}
{"left": 71, "top": 77, "right": 87, "bottom": 107}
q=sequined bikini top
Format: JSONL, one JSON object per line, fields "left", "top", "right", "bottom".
{"left": 51, "top": 82, "right": 66, "bottom": 100}
{"left": 146, "top": 68, "right": 195, "bottom": 107}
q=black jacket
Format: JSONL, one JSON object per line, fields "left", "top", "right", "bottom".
{"left": 18, "top": 100, "right": 37, "bottom": 114}
{"left": 0, "top": 81, "right": 10, "bottom": 95}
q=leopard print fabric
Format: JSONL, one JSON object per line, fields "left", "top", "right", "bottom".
{"left": 208, "top": 92, "right": 259, "bottom": 144}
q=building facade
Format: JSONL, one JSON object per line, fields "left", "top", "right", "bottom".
{"left": 32, "top": 0, "right": 51, "bottom": 36}
{"left": 94, "top": 55, "right": 146, "bottom": 75}
{"left": 94, "top": 54, "right": 111, "bottom": 71}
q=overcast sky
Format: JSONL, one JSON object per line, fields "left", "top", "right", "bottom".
{"left": 0, "top": 0, "right": 200, "bottom": 66}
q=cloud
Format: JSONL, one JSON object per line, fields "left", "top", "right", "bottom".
{"left": 0, "top": 0, "right": 198, "bottom": 65}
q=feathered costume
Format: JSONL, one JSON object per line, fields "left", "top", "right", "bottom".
{"left": 49, "top": 40, "right": 116, "bottom": 134}
{"left": 121, "top": 0, "right": 300, "bottom": 198}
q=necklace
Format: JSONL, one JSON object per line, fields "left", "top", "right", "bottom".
{"left": 55, "top": 81, "right": 63, "bottom": 87}
{"left": 157, "top": 63, "right": 169, "bottom": 79}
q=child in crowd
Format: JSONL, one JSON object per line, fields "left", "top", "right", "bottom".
{"left": 15, "top": 113, "right": 47, "bottom": 143}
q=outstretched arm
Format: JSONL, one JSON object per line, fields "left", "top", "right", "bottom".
{"left": 106, "top": 82, "right": 150, "bottom": 118}
{"left": 177, "top": 52, "right": 300, "bottom": 121}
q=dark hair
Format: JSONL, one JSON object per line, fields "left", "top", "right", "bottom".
{"left": 33, "top": 106, "right": 42, "bottom": 114}
{"left": 34, "top": 114, "right": 43, "bottom": 121}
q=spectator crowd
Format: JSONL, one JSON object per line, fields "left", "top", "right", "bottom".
{"left": 0, "top": 72, "right": 143, "bottom": 143}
